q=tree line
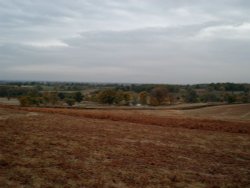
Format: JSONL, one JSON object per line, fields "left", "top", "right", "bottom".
{"left": 18, "top": 91, "right": 83, "bottom": 107}
{"left": 0, "top": 82, "right": 249, "bottom": 107}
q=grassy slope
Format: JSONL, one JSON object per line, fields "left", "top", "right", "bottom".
{"left": 1, "top": 107, "right": 250, "bottom": 188}
{"left": 183, "top": 104, "right": 250, "bottom": 121}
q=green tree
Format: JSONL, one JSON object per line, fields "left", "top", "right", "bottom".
{"left": 58, "top": 92, "right": 65, "bottom": 100}
{"left": 97, "top": 89, "right": 116, "bottom": 104}
{"left": 65, "top": 98, "right": 76, "bottom": 106}
{"left": 18, "top": 96, "right": 42, "bottom": 107}
{"left": 185, "top": 89, "right": 198, "bottom": 103}
{"left": 114, "top": 90, "right": 124, "bottom": 104}
{"left": 73, "top": 92, "right": 83, "bottom": 103}
{"left": 115, "top": 91, "right": 130, "bottom": 105}
{"left": 18, "top": 96, "right": 30, "bottom": 107}
{"left": 225, "top": 94, "right": 236, "bottom": 104}
{"left": 122, "top": 92, "right": 131, "bottom": 105}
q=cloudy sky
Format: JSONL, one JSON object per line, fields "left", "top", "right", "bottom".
{"left": 0, "top": 0, "right": 250, "bottom": 84}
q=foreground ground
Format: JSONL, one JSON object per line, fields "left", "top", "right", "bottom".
{"left": 0, "top": 104, "right": 250, "bottom": 187}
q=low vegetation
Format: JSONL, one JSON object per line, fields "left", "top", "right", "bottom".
{"left": 0, "top": 105, "right": 250, "bottom": 187}
{"left": 0, "top": 81, "right": 250, "bottom": 107}
{"left": 1, "top": 81, "right": 250, "bottom": 186}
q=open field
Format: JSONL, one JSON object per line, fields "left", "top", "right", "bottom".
{"left": 0, "top": 98, "right": 19, "bottom": 106}
{"left": 0, "top": 104, "right": 250, "bottom": 187}
{"left": 184, "top": 104, "right": 250, "bottom": 121}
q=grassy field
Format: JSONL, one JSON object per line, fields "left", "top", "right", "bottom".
{"left": 0, "top": 98, "right": 19, "bottom": 106}
{"left": 0, "top": 104, "right": 250, "bottom": 187}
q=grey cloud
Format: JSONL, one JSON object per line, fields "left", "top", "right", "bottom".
{"left": 0, "top": 0, "right": 250, "bottom": 83}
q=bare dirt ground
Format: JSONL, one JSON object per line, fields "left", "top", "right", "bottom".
{"left": 0, "top": 104, "right": 250, "bottom": 187}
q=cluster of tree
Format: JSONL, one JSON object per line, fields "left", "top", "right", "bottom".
{"left": 1, "top": 81, "right": 249, "bottom": 106}
{"left": 95, "top": 86, "right": 175, "bottom": 106}
{"left": 193, "top": 83, "right": 250, "bottom": 92}
{"left": 0, "top": 86, "right": 39, "bottom": 99}
{"left": 96, "top": 89, "right": 131, "bottom": 105}
{"left": 186, "top": 89, "right": 249, "bottom": 104}
{"left": 18, "top": 91, "right": 84, "bottom": 107}
{"left": 115, "top": 84, "right": 180, "bottom": 93}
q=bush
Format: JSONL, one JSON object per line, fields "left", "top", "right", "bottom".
{"left": 65, "top": 98, "right": 76, "bottom": 106}
{"left": 18, "top": 96, "right": 43, "bottom": 107}
{"left": 73, "top": 92, "right": 83, "bottom": 103}
{"left": 97, "top": 89, "right": 116, "bottom": 104}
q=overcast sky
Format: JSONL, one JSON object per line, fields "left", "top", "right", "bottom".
{"left": 0, "top": 0, "right": 250, "bottom": 84}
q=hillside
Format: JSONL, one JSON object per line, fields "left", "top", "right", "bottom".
{"left": 183, "top": 104, "right": 250, "bottom": 121}
{"left": 1, "top": 105, "right": 250, "bottom": 187}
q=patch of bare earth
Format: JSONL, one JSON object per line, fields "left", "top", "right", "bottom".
{"left": 0, "top": 106, "right": 250, "bottom": 187}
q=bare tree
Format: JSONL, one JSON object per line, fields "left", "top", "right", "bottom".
{"left": 150, "top": 86, "right": 168, "bottom": 105}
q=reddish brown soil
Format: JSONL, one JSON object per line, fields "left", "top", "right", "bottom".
{"left": 1, "top": 104, "right": 249, "bottom": 134}
{"left": 0, "top": 105, "right": 250, "bottom": 187}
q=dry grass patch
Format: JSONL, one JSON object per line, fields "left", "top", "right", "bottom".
{"left": 0, "top": 107, "right": 250, "bottom": 187}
